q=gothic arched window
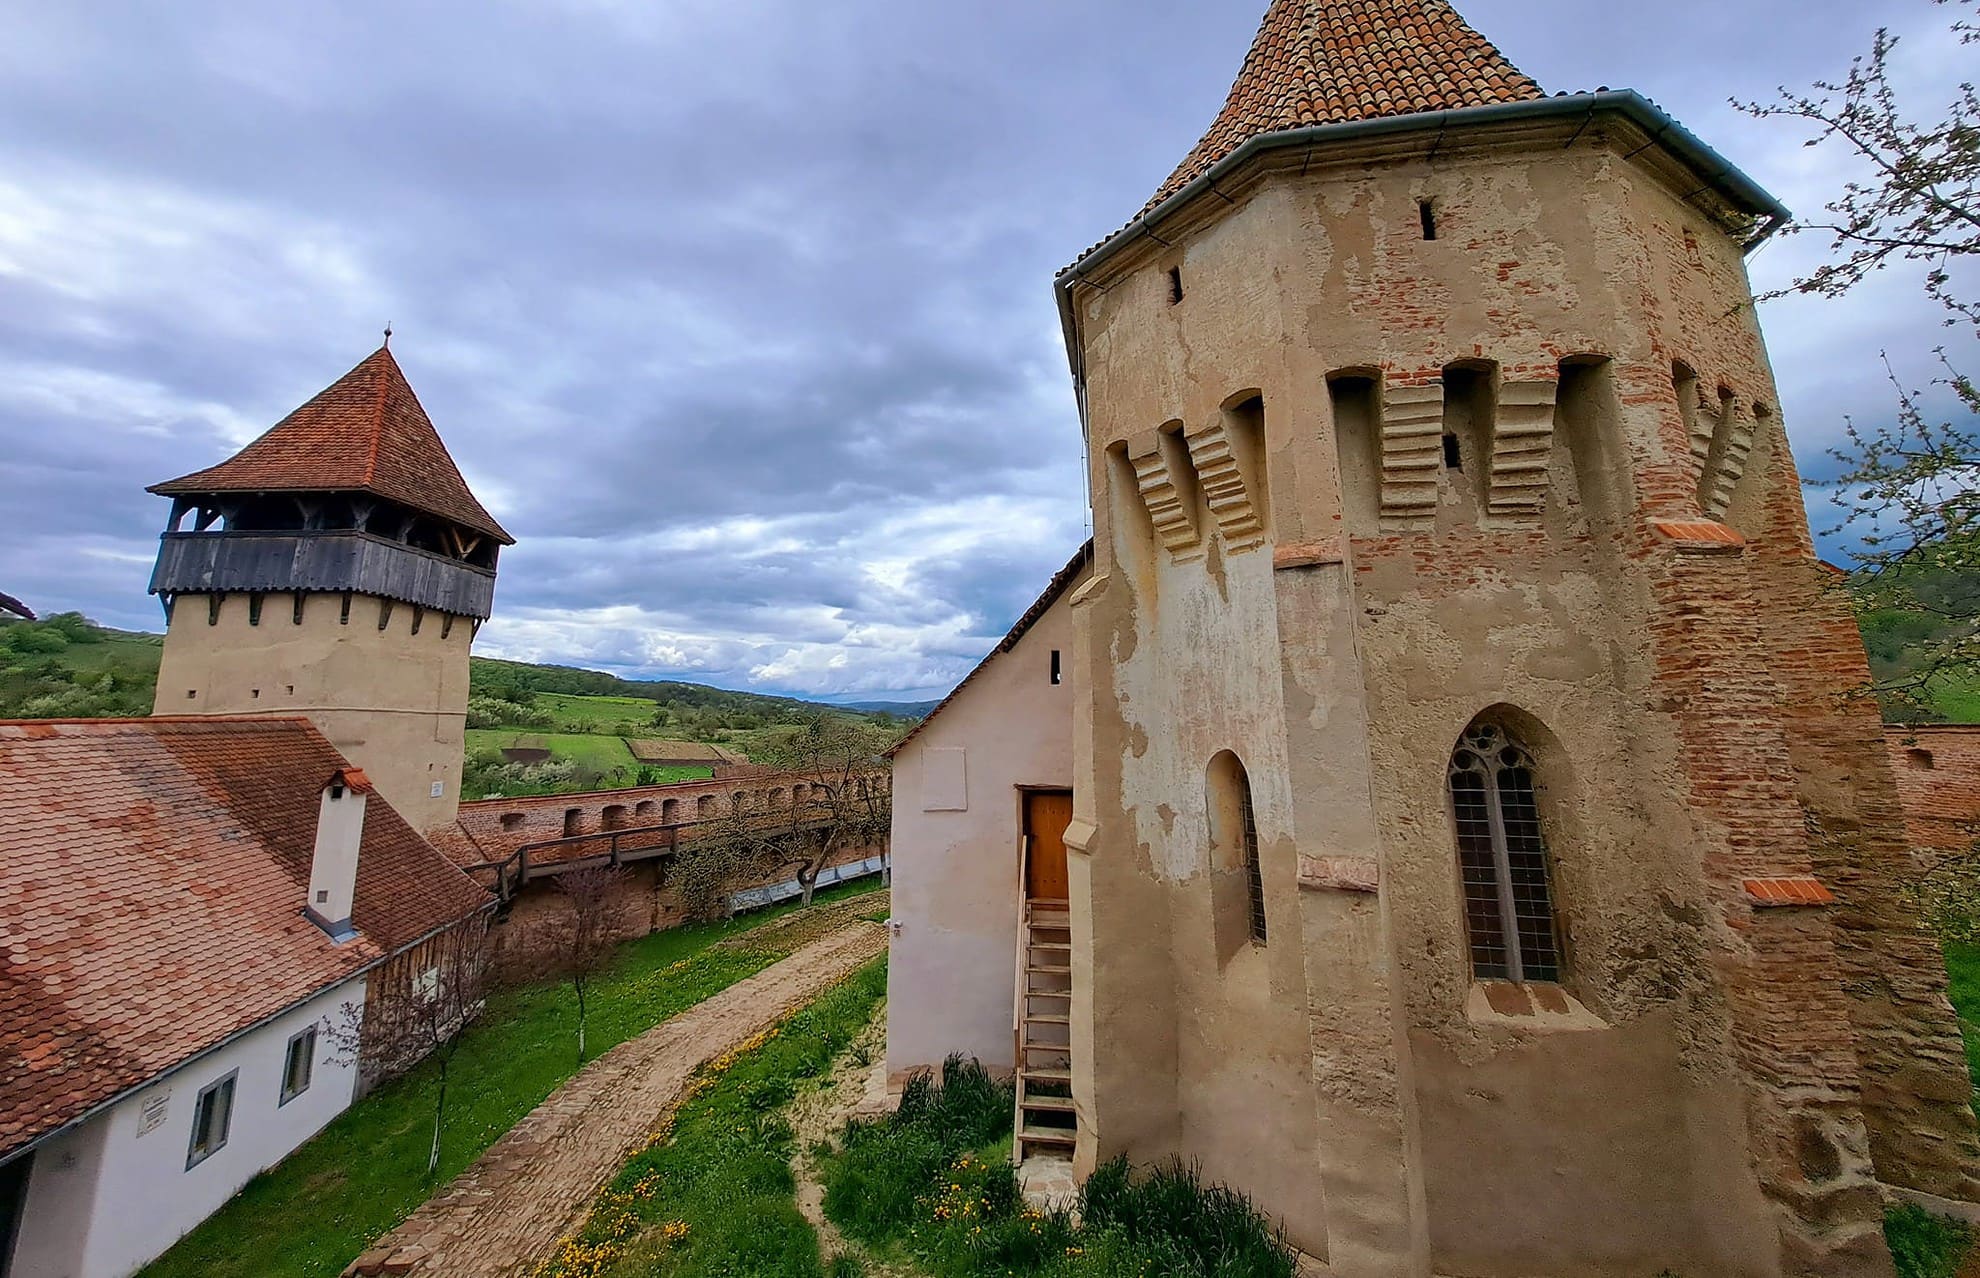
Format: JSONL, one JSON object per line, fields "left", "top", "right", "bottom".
{"left": 1449, "top": 721, "right": 1561, "bottom": 982}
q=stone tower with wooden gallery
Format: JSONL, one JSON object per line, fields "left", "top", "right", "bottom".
{"left": 1051, "top": 0, "right": 1980, "bottom": 1273}
{"left": 148, "top": 346, "right": 512, "bottom": 832}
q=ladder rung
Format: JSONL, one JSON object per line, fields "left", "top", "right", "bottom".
{"left": 1018, "top": 1126, "right": 1077, "bottom": 1146}
{"left": 1027, "top": 964, "right": 1071, "bottom": 975}
{"left": 1022, "top": 1094, "right": 1076, "bottom": 1112}
{"left": 1023, "top": 1066, "right": 1071, "bottom": 1082}
{"left": 1026, "top": 1013, "right": 1070, "bottom": 1025}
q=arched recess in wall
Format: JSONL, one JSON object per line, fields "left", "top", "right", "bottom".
{"left": 1327, "top": 368, "right": 1382, "bottom": 535}
{"left": 1441, "top": 359, "right": 1497, "bottom": 525}
{"left": 661, "top": 797, "right": 681, "bottom": 822}
{"left": 1446, "top": 706, "right": 1572, "bottom": 985}
{"left": 1554, "top": 355, "right": 1628, "bottom": 530}
{"left": 1106, "top": 439, "right": 1159, "bottom": 591}
{"left": 696, "top": 794, "right": 716, "bottom": 818}
{"left": 1205, "top": 750, "right": 1267, "bottom": 966}
{"left": 1216, "top": 389, "right": 1271, "bottom": 539}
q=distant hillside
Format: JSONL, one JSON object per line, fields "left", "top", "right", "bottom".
{"left": 0, "top": 613, "right": 163, "bottom": 719}
{"left": 838, "top": 698, "right": 942, "bottom": 716}
{"left": 0, "top": 614, "right": 922, "bottom": 801}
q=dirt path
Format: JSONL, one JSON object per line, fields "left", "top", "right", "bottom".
{"left": 344, "top": 918, "right": 889, "bottom": 1277}
{"left": 785, "top": 1003, "right": 926, "bottom": 1278}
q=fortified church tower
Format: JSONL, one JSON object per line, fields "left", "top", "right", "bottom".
{"left": 147, "top": 346, "right": 512, "bottom": 832}
{"left": 1055, "top": 0, "right": 1980, "bottom": 1273}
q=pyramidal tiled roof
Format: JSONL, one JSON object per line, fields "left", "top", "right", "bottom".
{"left": 150, "top": 347, "right": 513, "bottom": 545}
{"left": 1146, "top": 0, "right": 1544, "bottom": 210}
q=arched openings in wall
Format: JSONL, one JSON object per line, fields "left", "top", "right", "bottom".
{"left": 1439, "top": 360, "right": 1496, "bottom": 522}
{"left": 1206, "top": 750, "right": 1267, "bottom": 963}
{"left": 696, "top": 795, "right": 716, "bottom": 818}
{"left": 1555, "top": 355, "right": 1627, "bottom": 529}
{"left": 662, "top": 797, "right": 682, "bottom": 822}
{"left": 1328, "top": 369, "right": 1382, "bottom": 533}
{"left": 1448, "top": 714, "right": 1563, "bottom": 983}
{"left": 1209, "top": 390, "right": 1270, "bottom": 548}
{"left": 602, "top": 804, "right": 628, "bottom": 832}
{"left": 634, "top": 800, "right": 656, "bottom": 821}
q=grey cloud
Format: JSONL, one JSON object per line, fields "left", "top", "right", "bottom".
{"left": 0, "top": 0, "right": 1965, "bottom": 694}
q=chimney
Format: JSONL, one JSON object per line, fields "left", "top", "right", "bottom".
{"left": 306, "top": 768, "right": 371, "bottom": 942}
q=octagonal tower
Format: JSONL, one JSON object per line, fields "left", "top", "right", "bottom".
{"left": 1053, "top": 2, "right": 1980, "bottom": 1273}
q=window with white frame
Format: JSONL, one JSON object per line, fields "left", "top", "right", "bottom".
{"left": 186, "top": 1071, "right": 236, "bottom": 1169}
{"left": 280, "top": 1027, "right": 316, "bottom": 1105}
{"left": 1449, "top": 720, "right": 1562, "bottom": 982}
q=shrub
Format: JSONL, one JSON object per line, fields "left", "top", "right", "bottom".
{"left": 1887, "top": 1203, "right": 1972, "bottom": 1278}
{"left": 1078, "top": 1158, "right": 1295, "bottom": 1278}
{"left": 1, "top": 625, "right": 68, "bottom": 655}
{"left": 823, "top": 1056, "right": 1014, "bottom": 1246}
{"left": 820, "top": 1062, "right": 1293, "bottom": 1278}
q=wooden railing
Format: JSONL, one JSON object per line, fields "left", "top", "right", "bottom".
{"left": 463, "top": 804, "right": 857, "bottom": 901}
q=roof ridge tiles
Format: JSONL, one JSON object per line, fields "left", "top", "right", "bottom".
{"left": 1143, "top": 0, "right": 1543, "bottom": 212}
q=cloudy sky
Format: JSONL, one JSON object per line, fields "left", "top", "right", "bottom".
{"left": 0, "top": 0, "right": 1964, "bottom": 701}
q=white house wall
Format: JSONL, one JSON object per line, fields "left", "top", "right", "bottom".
{"left": 13, "top": 979, "right": 364, "bottom": 1278}
{"left": 886, "top": 573, "right": 1083, "bottom": 1080}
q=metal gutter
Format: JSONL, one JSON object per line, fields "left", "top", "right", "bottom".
{"left": 1051, "top": 90, "right": 1793, "bottom": 419}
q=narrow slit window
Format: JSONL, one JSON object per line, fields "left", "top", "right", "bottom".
{"left": 1449, "top": 721, "right": 1560, "bottom": 982}
{"left": 1167, "top": 266, "right": 1184, "bottom": 305}
{"left": 1241, "top": 773, "right": 1267, "bottom": 945}
{"left": 1419, "top": 199, "right": 1437, "bottom": 241}
{"left": 1442, "top": 433, "right": 1462, "bottom": 471}
{"left": 1050, "top": 649, "right": 1063, "bottom": 685}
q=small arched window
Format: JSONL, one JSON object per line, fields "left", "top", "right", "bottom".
{"left": 1206, "top": 751, "right": 1267, "bottom": 948}
{"left": 1449, "top": 721, "right": 1561, "bottom": 983}
{"left": 1907, "top": 747, "right": 1936, "bottom": 770}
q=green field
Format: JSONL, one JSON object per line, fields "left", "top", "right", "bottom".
{"left": 534, "top": 691, "right": 663, "bottom": 732}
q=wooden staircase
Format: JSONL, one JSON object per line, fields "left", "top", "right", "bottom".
{"left": 1014, "top": 898, "right": 1077, "bottom": 1163}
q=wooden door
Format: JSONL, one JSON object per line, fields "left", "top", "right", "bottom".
{"left": 1024, "top": 789, "right": 1073, "bottom": 902}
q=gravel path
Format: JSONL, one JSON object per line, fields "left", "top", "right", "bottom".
{"left": 344, "top": 918, "right": 889, "bottom": 1277}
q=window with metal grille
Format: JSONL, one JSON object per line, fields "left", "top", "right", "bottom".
{"left": 1238, "top": 769, "right": 1267, "bottom": 945}
{"left": 1449, "top": 722, "right": 1560, "bottom": 982}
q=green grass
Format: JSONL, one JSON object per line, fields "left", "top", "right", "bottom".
{"left": 537, "top": 958, "right": 890, "bottom": 1278}
{"left": 466, "top": 729, "right": 639, "bottom": 772}
{"left": 821, "top": 1058, "right": 1295, "bottom": 1278}
{"left": 535, "top": 692, "right": 664, "bottom": 733}
{"left": 1889, "top": 1202, "right": 1973, "bottom": 1278}
{"left": 1886, "top": 944, "right": 1980, "bottom": 1277}
{"left": 1942, "top": 943, "right": 1980, "bottom": 1094}
{"left": 140, "top": 883, "right": 882, "bottom": 1278}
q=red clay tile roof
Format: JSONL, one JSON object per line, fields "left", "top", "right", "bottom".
{"left": 1146, "top": 0, "right": 1543, "bottom": 211}
{"left": 149, "top": 347, "right": 513, "bottom": 545}
{"left": 0, "top": 716, "right": 491, "bottom": 1159}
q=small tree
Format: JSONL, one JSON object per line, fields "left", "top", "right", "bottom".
{"left": 543, "top": 864, "right": 629, "bottom": 1063}
{"left": 327, "top": 915, "right": 490, "bottom": 1176}
{"left": 1739, "top": 0, "right": 1980, "bottom": 715}
{"left": 674, "top": 715, "right": 892, "bottom": 919}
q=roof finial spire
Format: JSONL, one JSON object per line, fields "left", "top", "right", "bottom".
{"left": 382, "top": 322, "right": 393, "bottom": 349}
